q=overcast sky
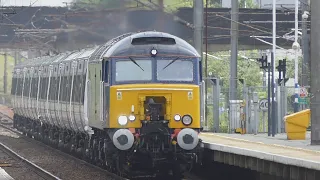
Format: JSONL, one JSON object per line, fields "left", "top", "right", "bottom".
{"left": 1, "top": 0, "right": 72, "bottom": 6}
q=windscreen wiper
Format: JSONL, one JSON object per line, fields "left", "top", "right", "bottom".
{"left": 162, "top": 57, "right": 180, "bottom": 70}
{"left": 129, "top": 56, "right": 144, "bottom": 71}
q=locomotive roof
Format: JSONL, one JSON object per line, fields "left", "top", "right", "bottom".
{"left": 103, "top": 31, "right": 200, "bottom": 58}
{"left": 14, "top": 31, "right": 199, "bottom": 70}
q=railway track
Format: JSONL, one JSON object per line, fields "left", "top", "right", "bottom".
{"left": 0, "top": 112, "right": 126, "bottom": 180}
{"left": 0, "top": 111, "right": 205, "bottom": 180}
{"left": 0, "top": 142, "right": 61, "bottom": 180}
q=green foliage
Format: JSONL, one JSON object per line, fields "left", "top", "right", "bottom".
{"left": 72, "top": 0, "right": 258, "bottom": 10}
{"left": 73, "top": 0, "right": 125, "bottom": 9}
{"left": 207, "top": 50, "right": 262, "bottom": 89}
{"left": 0, "top": 55, "right": 16, "bottom": 94}
{"left": 239, "top": 0, "right": 259, "bottom": 8}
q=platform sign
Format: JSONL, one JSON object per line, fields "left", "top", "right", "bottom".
{"left": 259, "top": 99, "right": 268, "bottom": 111}
{"left": 298, "top": 97, "right": 308, "bottom": 104}
{"left": 299, "top": 87, "right": 308, "bottom": 105}
{"left": 299, "top": 86, "right": 308, "bottom": 98}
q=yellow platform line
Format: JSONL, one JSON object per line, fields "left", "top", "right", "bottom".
{"left": 200, "top": 133, "right": 320, "bottom": 155}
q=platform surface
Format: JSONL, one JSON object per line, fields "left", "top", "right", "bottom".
{"left": 0, "top": 168, "right": 14, "bottom": 180}
{"left": 202, "top": 132, "right": 320, "bottom": 151}
{"left": 199, "top": 132, "right": 320, "bottom": 170}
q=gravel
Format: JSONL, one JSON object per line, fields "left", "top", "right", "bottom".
{"left": 0, "top": 126, "right": 117, "bottom": 180}
{"left": 0, "top": 140, "right": 46, "bottom": 180}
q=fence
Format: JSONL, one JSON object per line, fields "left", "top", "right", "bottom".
{"left": 203, "top": 79, "right": 311, "bottom": 134}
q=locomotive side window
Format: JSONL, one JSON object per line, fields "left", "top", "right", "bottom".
{"left": 103, "top": 60, "right": 109, "bottom": 83}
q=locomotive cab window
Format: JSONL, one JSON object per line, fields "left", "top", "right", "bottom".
{"left": 112, "top": 57, "right": 198, "bottom": 84}
{"left": 115, "top": 58, "right": 152, "bottom": 82}
{"left": 157, "top": 59, "right": 194, "bottom": 82}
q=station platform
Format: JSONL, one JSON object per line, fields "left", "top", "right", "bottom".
{"left": 0, "top": 168, "right": 14, "bottom": 180}
{"left": 199, "top": 132, "right": 320, "bottom": 180}
{"left": 0, "top": 145, "right": 14, "bottom": 180}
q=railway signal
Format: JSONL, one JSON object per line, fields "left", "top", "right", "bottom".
{"left": 276, "top": 59, "right": 289, "bottom": 86}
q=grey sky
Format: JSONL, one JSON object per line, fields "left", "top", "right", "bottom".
{"left": 1, "top": 0, "right": 72, "bottom": 6}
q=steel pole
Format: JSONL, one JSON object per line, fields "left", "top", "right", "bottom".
{"left": 271, "top": 53, "right": 276, "bottom": 136}
{"left": 272, "top": 0, "right": 277, "bottom": 136}
{"left": 301, "top": 0, "right": 309, "bottom": 87}
{"left": 268, "top": 62, "right": 271, "bottom": 136}
{"left": 293, "top": 0, "right": 300, "bottom": 113}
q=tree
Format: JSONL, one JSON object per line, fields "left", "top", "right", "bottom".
{"left": 72, "top": 0, "right": 125, "bottom": 9}
{"left": 72, "top": 0, "right": 259, "bottom": 10}
{"left": 239, "top": 0, "right": 259, "bottom": 8}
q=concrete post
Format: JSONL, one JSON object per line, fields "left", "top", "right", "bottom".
{"left": 3, "top": 52, "right": 7, "bottom": 94}
{"left": 310, "top": 0, "right": 320, "bottom": 145}
{"left": 277, "top": 83, "right": 282, "bottom": 133}
{"left": 194, "top": 0, "right": 205, "bottom": 128}
{"left": 229, "top": 0, "right": 239, "bottom": 101}
{"left": 244, "top": 86, "right": 250, "bottom": 133}
{"left": 280, "top": 85, "right": 287, "bottom": 133}
{"left": 229, "top": 100, "right": 243, "bottom": 133}
{"left": 253, "top": 92, "right": 259, "bottom": 135}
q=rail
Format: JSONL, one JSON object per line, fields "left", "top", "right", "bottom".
{"left": 0, "top": 142, "right": 62, "bottom": 180}
{"left": 0, "top": 112, "right": 128, "bottom": 180}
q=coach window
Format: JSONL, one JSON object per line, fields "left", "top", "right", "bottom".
{"left": 11, "top": 77, "right": 16, "bottom": 95}
{"left": 32, "top": 77, "right": 38, "bottom": 98}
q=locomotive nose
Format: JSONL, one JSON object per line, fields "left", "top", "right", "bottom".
{"left": 112, "top": 129, "right": 134, "bottom": 150}
{"left": 177, "top": 128, "right": 199, "bottom": 150}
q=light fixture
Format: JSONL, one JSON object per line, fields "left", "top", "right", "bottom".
{"left": 118, "top": 116, "right": 128, "bottom": 125}
{"left": 128, "top": 115, "right": 136, "bottom": 121}
{"left": 151, "top": 48, "right": 157, "bottom": 56}
{"left": 182, "top": 115, "right": 192, "bottom": 126}
{"left": 174, "top": 114, "right": 181, "bottom": 121}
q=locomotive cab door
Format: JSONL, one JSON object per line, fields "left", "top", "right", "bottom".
{"left": 88, "top": 62, "right": 105, "bottom": 129}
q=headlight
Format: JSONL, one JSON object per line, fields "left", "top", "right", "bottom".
{"left": 118, "top": 116, "right": 128, "bottom": 125}
{"left": 182, "top": 115, "right": 192, "bottom": 125}
{"left": 128, "top": 115, "right": 135, "bottom": 121}
{"left": 174, "top": 114, "right": 181, "bottom": 121}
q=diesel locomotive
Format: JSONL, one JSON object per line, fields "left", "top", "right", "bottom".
{"left": 11, "top": 31, "right": 204, "bottom": 178}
